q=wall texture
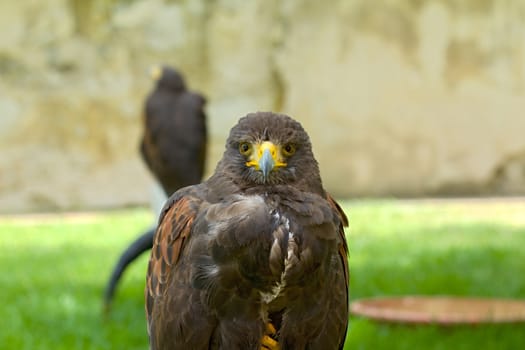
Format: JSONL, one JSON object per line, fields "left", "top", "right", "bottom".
{"left": 1, "top": 0, "right": 525, "bottom": 212}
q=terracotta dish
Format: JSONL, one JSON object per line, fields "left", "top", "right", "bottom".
{"left": 350, "top": 296, "right": 525, "bottom": 325}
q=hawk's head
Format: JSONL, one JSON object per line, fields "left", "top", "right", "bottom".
{"left": 150, "top": 65, "right": 186, "bottom": 92}
{"left": 216, "top": 112, "right": 323, "bottom": 192}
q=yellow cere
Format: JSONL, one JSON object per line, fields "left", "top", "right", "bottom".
{"left": 245, "top": 141, "right": 287, "bottom": 169}
{"left": 150, "top": 66, "right": 162, "bottom": 81}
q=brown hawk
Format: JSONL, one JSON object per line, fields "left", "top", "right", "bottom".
{"left": 146, "top": 112, "right": 349, "bottom": 349}
{"left": 104, "top": 65, "right": 207, "bottom": 310}
{"left": 140, "top": 65, "right": 207, "bottom": 196}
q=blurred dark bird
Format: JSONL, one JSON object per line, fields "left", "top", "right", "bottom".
{"left": 140, "top": 65, "right": 207, "bottom": 196}
{"left": 146, "top": 112, "right": 349, "bottom": 350}
{"left": 104, "top": 65, "right": 207, "bottom": 311}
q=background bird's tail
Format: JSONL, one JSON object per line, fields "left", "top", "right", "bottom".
{"left": 103, "top": 228, "right": 156, "bottom": 313}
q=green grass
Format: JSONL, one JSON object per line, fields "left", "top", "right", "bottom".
{"left": 1, "top": 200, "right": 525, "bottom": 349}
{"left": 0, "top": 209, "right": 152, "bottom": 350}
{"left": 345, "top": 199, "right": 525, "bottom": 350}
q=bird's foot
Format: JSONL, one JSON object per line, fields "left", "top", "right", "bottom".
{"left": 260, "top": 322, "right": 280, "bottom": 350}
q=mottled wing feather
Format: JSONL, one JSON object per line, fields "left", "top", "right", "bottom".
{"left": 326, "top": 193, "right": 350, "bottom": 348}
{"left": 326, "top": 193, "right": 349, "bottom": 278}
{"left": 145, "top": 190, "right": 200, "bottom": 329}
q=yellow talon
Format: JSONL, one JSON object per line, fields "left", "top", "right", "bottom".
{"left": 261, "top": 335, "right": 280, "bottom": 350}
{"left": 260, "top": 322, "right": 279, "bottom": 350}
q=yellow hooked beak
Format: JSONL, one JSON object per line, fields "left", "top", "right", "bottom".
{"left": 245, "top": 141, "right": 287, "bottom": 178}
{"left": 150, "top": 65, "right": 162, "bottom": 81}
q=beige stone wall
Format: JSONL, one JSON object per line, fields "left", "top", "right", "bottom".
{"left": 1, "top": 0, "right": 525, "bottom": 212}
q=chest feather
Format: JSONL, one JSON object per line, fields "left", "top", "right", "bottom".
{"left": 260, "top": 211, "right": 298, "bottom": 304}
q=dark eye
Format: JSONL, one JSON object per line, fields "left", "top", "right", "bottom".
{"left": 239, "top": 142, "right": 252, "bottom": 155}
{"left": 282, "top": 144, "right": 296, "bottom": 156}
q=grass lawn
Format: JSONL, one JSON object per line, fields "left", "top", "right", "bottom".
{"left": 1, "top": 199, "right": 525, "bottom": 349}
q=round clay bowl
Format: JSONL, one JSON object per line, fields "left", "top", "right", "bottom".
{"left": 350, "top": 296, "right": 525, "bottom": 325}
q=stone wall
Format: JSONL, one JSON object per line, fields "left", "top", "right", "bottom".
{"left": 1, "top": 0, "right": 525, "bottom": 213}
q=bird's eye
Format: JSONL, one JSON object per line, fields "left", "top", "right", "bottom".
{"left": 282, "top": 144, "right": 296, "bottom": 156}
{"left": 239, "top": 142, "right": 252, "bottom": 155}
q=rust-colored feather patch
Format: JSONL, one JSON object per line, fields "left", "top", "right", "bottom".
{"left": 145, "top": 193, "right": 199, "bottom": 324}
{"left": 326, "top": 193, "right": 350, "bottom": 303}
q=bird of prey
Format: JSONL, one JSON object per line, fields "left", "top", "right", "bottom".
{"left": 145, "top": 112, "right": 349, "bottom": 350}
{"left": 104, "top": 66, "right": 207, "bottom": 310}
{"left": 140, "top": 65, "right": 207, "bottom": 196}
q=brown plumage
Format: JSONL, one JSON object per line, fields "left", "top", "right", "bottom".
{"left": 145, "top": 112, "right": 349, "bottom": 350}
{"left": 141, "top": 65, "right": 207, "bottom": 195}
